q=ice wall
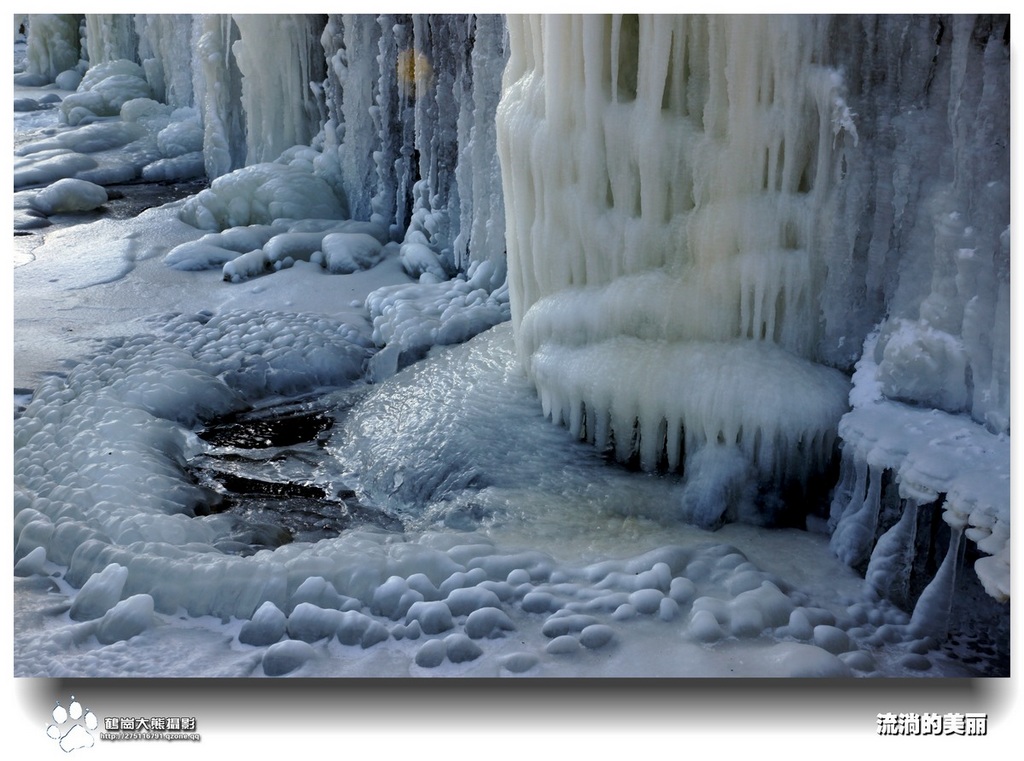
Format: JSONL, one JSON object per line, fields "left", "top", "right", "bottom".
{"left": 819, "top": 16, "right": 1010, "bottom": 433}
{"left": 21, "top": 12, "right": 509, "bottom": 282}
{"left": 823, "top": 16, "right": 1011, "bottom": 615}
{"left": 318, "top": 14, "right": 509, "bottom": 284}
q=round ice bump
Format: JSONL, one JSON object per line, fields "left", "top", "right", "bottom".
{"left": 414, "top": 639, "right": 447, "bottom": 669}
{"left": 29, "top": 178, "right": 108, "bottom": 214}
{"left": 405, "top": 601, "right": 454, "bottom": 635}
{"left": 13, "top": 546, "right": 47, "bottom": 577}
{"left": 464, "top": 607, "right": 516, "bottom": 639}
{"left": 262, "top": 640, "right": 317, "bottom": 676}
{"left": 94, "top": 594, "right": 155, "bottom": 645}
{"left": 238, "top": 602, "right": 287, "bottom": 646}
{"left": 69, "top": 563, "right": 128, "bottom": 622}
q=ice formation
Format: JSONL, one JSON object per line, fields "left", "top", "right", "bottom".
{"left": 15, "top": 13, "right": 513, "bottom": 359}
{"left": 10, "top": 322, "right": 926, "bottom": 677}
{"left": 497, "top": 16, "right": 857, "bottom": 518}
{"left": 11, "top": 13, "right": 1010, "bottom": 677}
{"left": 496, "top": 15, "right": 1009, "bottom": 600}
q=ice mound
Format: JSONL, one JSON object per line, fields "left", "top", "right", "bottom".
{"left": 321, "top": 232, "right": 386, "bottom": 274}
{"left": 69, "top": 564, "right": 129, "bottom": 621}
{"left": 14, "top": 99, "right": 206, "bottom": 195}
{"left": 178, "top": 160, "right": 348, "bottom": 232}
{"left": 95, "top": 594, "right": 156, "bottom": 645}
{"left": 15, "top": 95, "right": 61, "bottom": 112}
{"left": 365, "top": 260, "right": 510, "bottom": 380}
{"left": 163, "top": 218, "right": 390, "bottom": 281}
{"left": 29, "top": 178, "right": 108, "bottom": 214}
{"left": 60, "top": 59, "right": 154, "bottom": 125}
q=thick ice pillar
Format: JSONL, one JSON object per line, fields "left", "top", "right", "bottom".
{"left": 22, "top": 14, "right": 82, "bottom": 83}
{"left": 83, "top": 14, "right": 138, "bottom": 65}
{"left": 497, "top": 16, "right": 853, "bottom": 519}
{"left": 192, "top": 14, "right": 246, "bottom": 178}
{"left": 231, "top": 15, "right": 326, "bottom": 166}
{"left": 135, "top": 14, "right": 194, "bottom": 108}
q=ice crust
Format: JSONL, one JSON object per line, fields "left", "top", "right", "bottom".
{"left": 14, "top": 323, "right": 953, "bottom": 677}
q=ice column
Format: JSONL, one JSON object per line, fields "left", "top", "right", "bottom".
{"left": 135, "top": 14, "right": 194, "bottom": 108}
{"left": 909, "top": 527, "right": 963, "bottom": 640}
{"left": 83, "top": 13, "right": 138, "bottom": 65}
{"left": 22, "top": 14, "right": 82, "bottom": 83}
{"left": 231, "top": 15, "right": 326, "bottom": 166}
{"left": 191, "top": 15, "right": 246, "bottom": 178}
{"left": 319, "top": 14, "right": 509, "bottom": 283}
{"left": 497, "top": 16, "right": 853, "bottom": 513}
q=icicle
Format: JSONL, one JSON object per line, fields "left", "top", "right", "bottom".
{"left": 864, "top": 498, "right": 919, "bottom": 605}
{"left": 909, "top": 526, "right": 964, "bottom": 640}
{"left": 828, "top": 460, "right": 881, "bottom": 567}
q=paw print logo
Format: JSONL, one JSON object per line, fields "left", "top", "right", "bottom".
{"left": 46, "top": 696, "right": 98, "bottom": 752}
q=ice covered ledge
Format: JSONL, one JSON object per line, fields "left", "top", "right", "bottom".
{"left": 829, "top": 333, "right": 1009, "bottom": 609}
{"left": 497, "top": 15, "right": 855, "bottom": 526}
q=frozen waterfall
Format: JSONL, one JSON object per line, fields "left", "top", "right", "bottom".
{"left": 497, "top": 15, "right": 1009, "bottom": 604}
{"left": 498, "top": 16, "right": 855, "bottom": 525}
{"left": 12, "top": 13, "right": 1010, "bottom": 679}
